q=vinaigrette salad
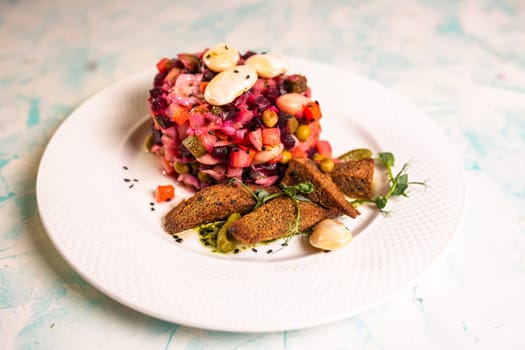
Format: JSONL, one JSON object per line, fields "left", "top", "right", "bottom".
{"left": 147, "top": 43, "right": 332, "bottom": 189}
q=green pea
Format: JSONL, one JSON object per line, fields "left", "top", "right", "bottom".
{"left": 319, "top": 158, "right": 335, "bottom": 173}
{"left": 262, "top": 109, "right": 279, "bottom": 128}
{"left": 296, "top": 124, "right": 311, "bottom": 142}
{"left": 197, "top": 171, "right": 211, "bottom": 183}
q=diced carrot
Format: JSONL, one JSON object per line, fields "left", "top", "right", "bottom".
{"left": 155, "top": 185, "right": 175, "bottom": 202}
{"left": 199, "top": 81, "right": 208, "bottom": 94}
{"left": 303, "top": 101, "right": 322, "bottom": 121}
{"left": 262, "top": 127, "right": 281, "bottom": 146}
{"left": 156, "top": 58, "right": 171, "bottom": 72}
{"left": 170, "top": 105, "right": 190, "bottom": 125}
{"left": 230, "top": 147, "right": 255, "bottom": 167}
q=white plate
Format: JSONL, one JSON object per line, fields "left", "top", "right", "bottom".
{"left": 36, "top": 58, "right": 464, "bottom": 332}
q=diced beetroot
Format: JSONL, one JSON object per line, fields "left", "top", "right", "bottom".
{"left": 234, "top": 108, "right": 254, "bottom": 127}
{"left": 189, "top": 112, "right": 205, "bottom": 128}
{"left": 252, "top": 78, "right": 266, "bottom": 93}
{"left": 230, "top": 148, "right": 255, "bottom": 168}
{"left": 262, "top": 128, "right": 281, "bottom": 146}
{"left": 248, "top": 129, "right": 263, "bottom": 151}
{"left": 226, "top": 166, "right": 243, "bottom": 178}
{"left": 177, "top": 174, "right": 200, "bottom": 189}
{"left": 160, "top": 158, "right": 174, "bottom": 175}
{"left": 315, "top": 140, "right": 332, "bottom": 158}
{"left": 233, "top": 129, "right": 248, "bottom": 144}
{"left": 196, "top": 153, "right": 222, "bottom": 165}
{"left": 201, "top": 164, "right": 226, "bottom": 181}
{"left": 197, "top": 132, "right": 217, "bottom": 153}
{"left": 255, "top": 175, "right": 279, "bottom": 186}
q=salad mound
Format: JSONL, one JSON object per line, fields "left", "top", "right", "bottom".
{"left": 147, "top": 44, "right": 331, "bottom": 189}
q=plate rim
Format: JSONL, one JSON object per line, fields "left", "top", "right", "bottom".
{"left": 36, "top": 57, "right": 465, "bottom": 332}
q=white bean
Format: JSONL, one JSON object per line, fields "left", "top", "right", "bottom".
{"left": 276, "top": 93, "right": 311, "bottom": 116}
{"left": 203, "top": 43, "right": 240, "bottom": 72}
{"left": 309, "top": 219, "right": 352, "bottom": 251}
{"left": 204, "top": 65, "right": 257, "bottom": 106}
{"left": 245, "top": 53, "right": 288, "bottom": 78}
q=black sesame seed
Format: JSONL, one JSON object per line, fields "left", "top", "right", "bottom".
{"left": 150, "top": 207, "right": 155, "bottom": 211}
{"left": 133, "top": 179, "right": 139, "bottom": 182}
{"left": 206, "top": 54, "right": 211, "bottom": 59}
{"left": 129, "top": 184, "right": 134, "bottom": 189}
{"left": 266, "top": 249, "right": 273, "bottom": 254}
{"left": 123, "top": 166, "right": 128, "bottom": 170}
{"left": 261, "top": 51, "right": 267, "bottom": 54}
{"left": 245, "top": 75, "right": 250, "bottom": 79}
{"left": 124, "top": 179, "right": 130, "bottom": 182}
{"left": 176, "top": 238, "right": 183, "bottom": 243}
{"left": 166, "top": 198, "right": 171, "bottom": 202}
{"left": 281, "top": 242, "right": 288, "bottom": 247}
{"left": 225, "top": 45, "right": 229, "bottom": 50}
{"left": 149, "top": 202, "right": 154, "bottom": 206}
{"left": 252, "top": 248, "right": 258, "bottom": 253}
{"left": 233, "top": 69, "right": 239, "bottom": 73}
{"left": 234, "top": 248, "right": 240, "bottom": 254}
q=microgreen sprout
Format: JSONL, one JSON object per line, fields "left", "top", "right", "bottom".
{"left": 229, "top": 178, "right": 315, "bottom": 252}
{"left": 351, "top": 152, "right": 427, "bottom": 213}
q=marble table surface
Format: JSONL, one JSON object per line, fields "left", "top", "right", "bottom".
{"left": 1, "top": 0, "right": 524, "bottom": 348}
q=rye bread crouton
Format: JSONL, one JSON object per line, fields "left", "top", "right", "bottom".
{"left": 164, "top": 183, "right": 279, "bottom": 234}
{"left": 281, "top": 158, "right": 360, "bottom": 218}
{"left": 228, "top": 196, "right": 338, "bottom": 244}
{"left": 331, "top": 158, "right": 374, "bottom": 199}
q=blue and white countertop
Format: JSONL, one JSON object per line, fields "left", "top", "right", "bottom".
{"left": 1, "top": 0, "right": 524, "bottom": 348}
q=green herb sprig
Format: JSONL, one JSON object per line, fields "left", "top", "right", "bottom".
{"left": 229, "top": 178, "right": 314, "bottom": 210}
{"left": 229, "top": 178, "right": 315, "bottom": 250}
{"left": 351, "top": 152, "right": 427, "bottom": 213}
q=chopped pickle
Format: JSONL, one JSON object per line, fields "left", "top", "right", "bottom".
{"left": 144, "top": 134, "right": 154, "bottom": 152}
{"left": 197, "top": 171, "right": 211, "bottom": 183}
{"left": 210, "top": 106, "right": 222, "bottom": 116}
{"left": 283, "top": 74, "right": 308, "bottom": 93}
{"left": 338, "top": 148, "right": 373, "bottom": 161}
{"left": 286, "top": 116, "right": 299, "bottom": 133}
{"left": 182, "top": 135, "right": 207, "bottom": 158}
{"left": 217, "top": 213, "right": 241, "bottom": 253}
{"left": 174, "top": 161, "right": 190, "bottom": 174}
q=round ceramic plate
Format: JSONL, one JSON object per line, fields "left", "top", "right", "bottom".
{"left": 36, "top": 58, "right": 464, "bottom": 332}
